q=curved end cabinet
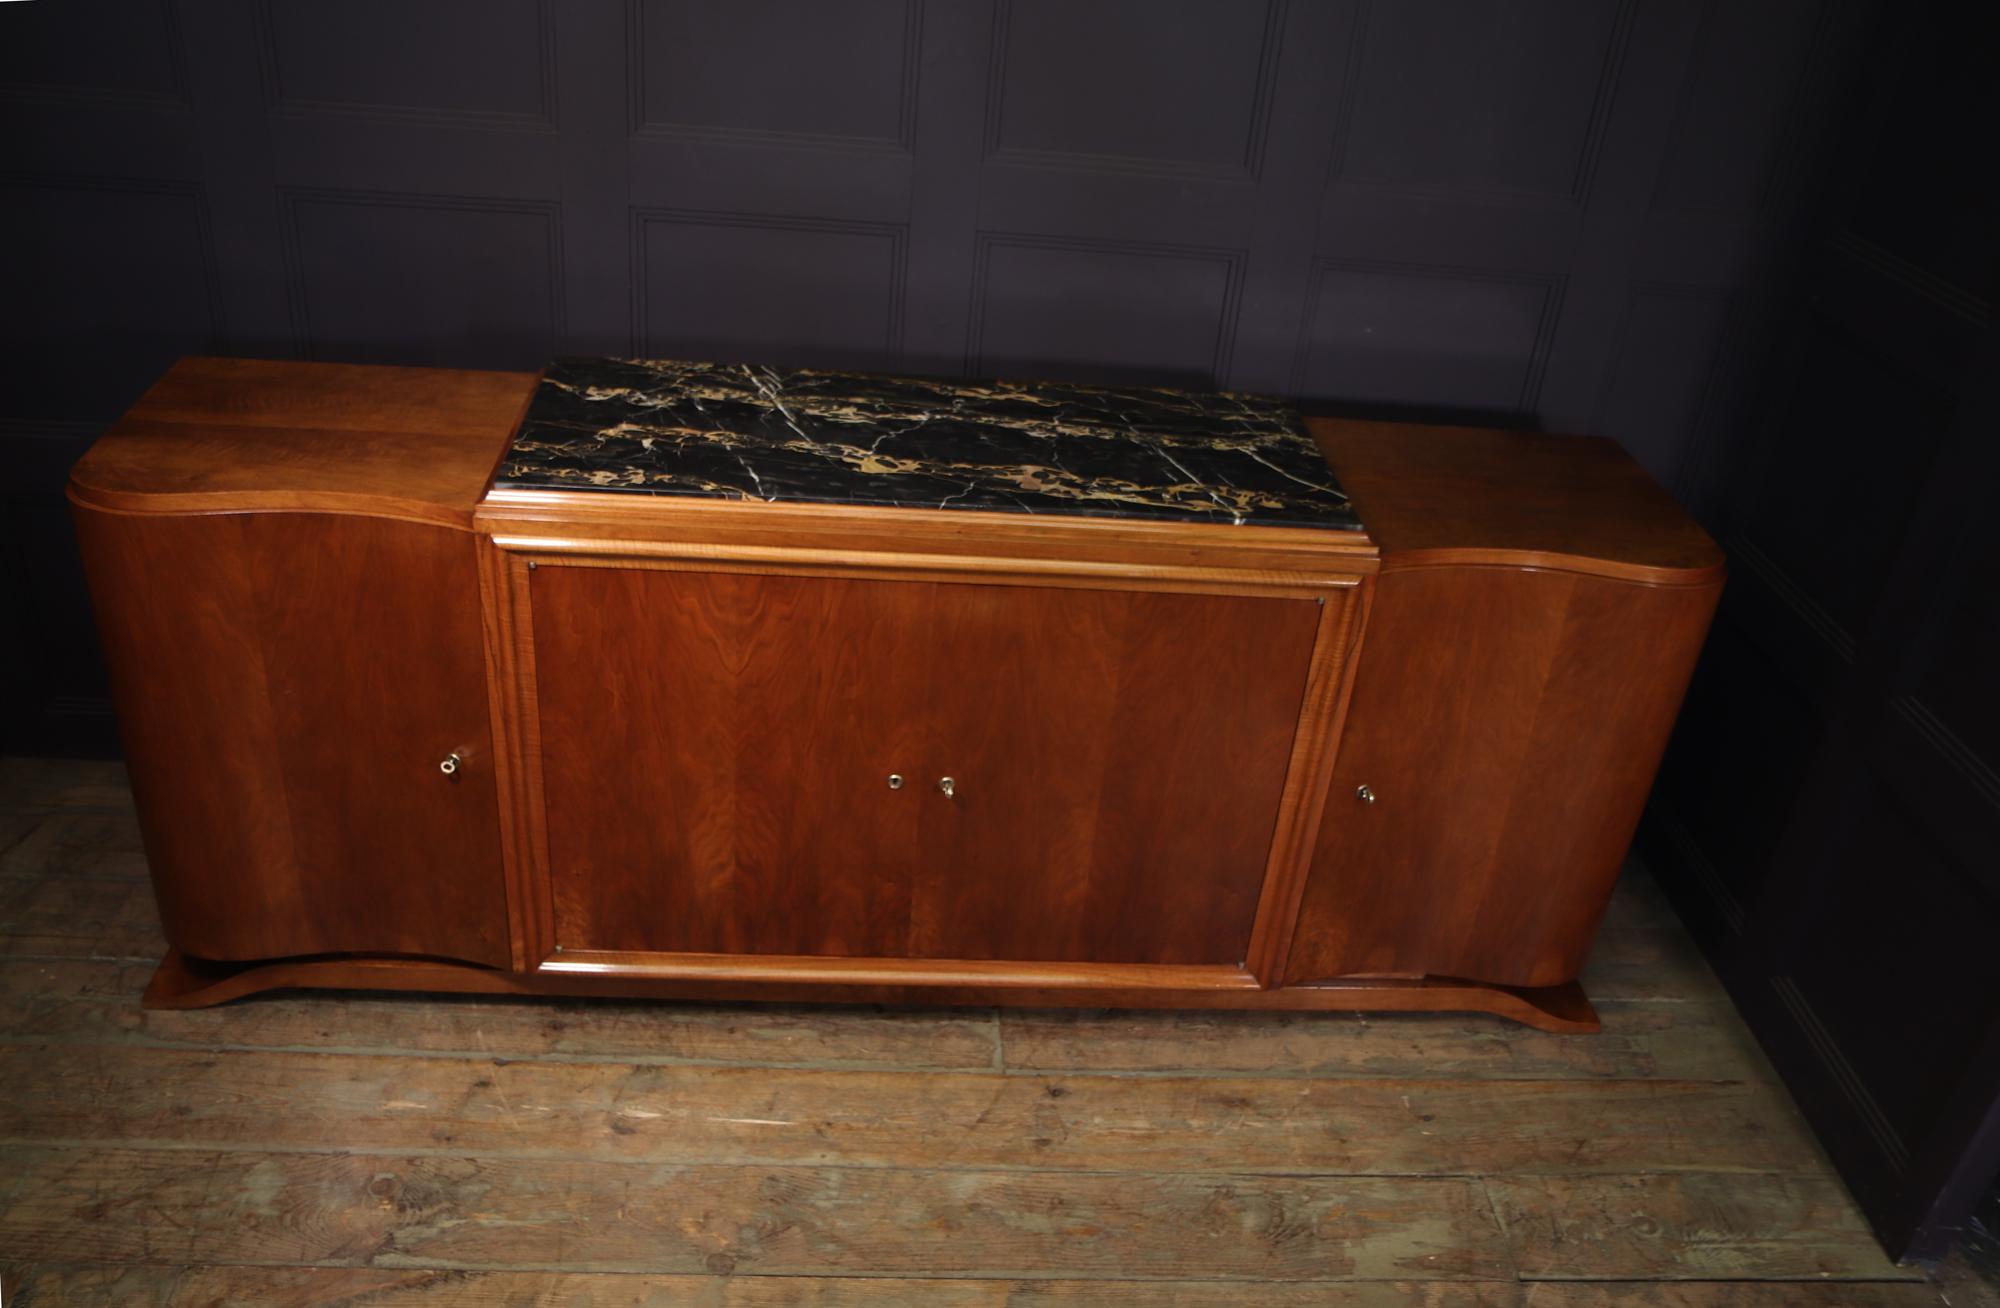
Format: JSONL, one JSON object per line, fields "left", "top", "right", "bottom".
{"left": 70, "top": 359, "right": 539, "bottom": 969}
{"left": 1286, "top": 421, "right": 1726, "bottom": 991}
{"left": 74, "top": 360, "right": 1721, "bottom": 1034}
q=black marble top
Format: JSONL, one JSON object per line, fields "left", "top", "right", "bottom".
{"left": 492, "top": 358, "right": 1363, "bottom": 531}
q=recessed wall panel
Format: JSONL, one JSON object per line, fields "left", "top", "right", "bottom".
{"left": 0, "top": 0, "right": 183, "bottom": 103}
{"left": 284, "top": 191, "right": 560, "bottom": 368}
{"left": 1652, "top": 0, "right": 1818, "bottom": 216}
{"left": 635, "top": 212, "right": 906, "bottom": 369}
{"left": 262, "top": 0, "right": 550, "bottom": 124}
{"left": 970, "top": 236, "right": 1239, "bottom": 387}
{"left": 987, "top": 0, "right": 1278, "bottom": 175}
{"left": 1334, "top": 0, "right": 1628, "bottom": 201}
{"left": 0, "top": 180, "right": 215, "bottom": 417}
{"left": 1595, "top": 286, "right": 1731, "bottom": 488}
{"left": 1293, "top": 263, "right": 1558, "bottom": 413}
{"left": 631, "top": 0, "right": 916, "bottom": 147}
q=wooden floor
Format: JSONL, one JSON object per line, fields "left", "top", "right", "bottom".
{"left": 0, "top": 757, "right": 1954, "bottom": 1306}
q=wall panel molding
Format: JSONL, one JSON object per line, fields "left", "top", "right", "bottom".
{"left": 253, "top": 0, "right": 558, "bottom": 133}
{"left": 1591, "top": 280, "right": 1737, "bottom": 489}
{"left": 1771, "top": 973, "right": 1913, "bottom": 1175}
{"left": 1324, "top": 0, "right": 1637, "bottom": 212}
{"left": 1289, "top": 257, "right": 1566, "bottom": 413}
{"left": 1643, "top": 797, "right": 1747, "bottom": 935}
{"left": 629, "top": 208, "right": 911, "bottom": 360}
{"left": 980, "top": 0, "right": 1285, "bottom": 182}
{"left": 1720, "top": 532, "right": 1858, "bottom": 681}
{"left": 3, "top": 171, "right": 224, "bottom": 340}
{"left": 625, "top": 0, "right": 921, "bottom": 155}
{"left": 965, "top": 231, "right": 1246, "bottom": 383}
{"left": 1891, "top": 696, "right": 2000, "bottom": 832}
{"left": 1827, "top": 231, "right": 1993, "bottom": 329}
{"left": 0, "top": 0, "right": 190, "bottom": 110}
{"left": 277, "top": 187, "right": 565, "bottom": 360}
{"left": 1752, "top": 0, "right": 1849, "bottom": 218}
{"left": 1648, "top": 0, "right": 1831, "bottom": 220}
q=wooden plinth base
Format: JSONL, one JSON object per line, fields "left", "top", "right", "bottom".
{"left": 142, "top": 950, "right": 1599, "bottom": 1033}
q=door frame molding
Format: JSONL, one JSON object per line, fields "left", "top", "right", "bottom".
{"left": 477, "top": 526, "right": 1369, "bottom": 986}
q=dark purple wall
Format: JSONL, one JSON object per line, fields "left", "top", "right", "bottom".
{"left": 1, "top": 0, "right": 1851, "bottom": 750}
{"left": 1644, "top": 0, "right": 2000, "bottom": 1261}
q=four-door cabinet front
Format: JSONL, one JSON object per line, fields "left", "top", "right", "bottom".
{"left": 70, "top": 357, "right": 1723, "bottom": 1032}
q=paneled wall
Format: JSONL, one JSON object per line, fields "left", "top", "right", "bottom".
{"left": 1641, "top": 0, "right": 2000, "bottom": 1258}
{"left": 1, "top": 0, "right": 1850, "bottom": 751}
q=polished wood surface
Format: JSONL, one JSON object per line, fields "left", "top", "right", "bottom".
{"left": 72, "top": 506, "right": 509, "bottom": 966}
{"left": 534, "top": 567, "right": 930, "bottom": 960}
{"left": 533, "top": 952, "right": 1260, "bottom": 992}
{"left": 68, "top": 359, "right": 1730, "bottom": 1031}
{"left": 1280, "top": 416, "right": 1726, "bottom": 991}
{"left": 1244, "top": 583, "right": 1371, "bottom": 984}
{"left": 479, "top": 484, "right": 1380, "bottom": 579}
{"left": 529, "top": 563, "right": 1324, "bottom": 966}
{"left": 1286, "top": 565, "right": 1722, "bottom": 989}
{"left": 1311, "top": 418, "right": 1726, "bottom": 584}
{"left": 137, "top": 949, "right": 1598, "bottom": 1033}
{"left": 70, "top": 357, "right": 538, "bottom": 527}
{"left": 905, "top": 578, "right": 1322, "bottom": 964}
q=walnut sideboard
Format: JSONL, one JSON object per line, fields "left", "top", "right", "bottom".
{"left": 70, "top": 357, "right": 1724, "bottom": 1032}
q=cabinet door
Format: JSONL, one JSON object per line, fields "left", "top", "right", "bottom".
{"left": 529, "top": 564, "right": 1324, "bottom": 966}
{"left": 76, "top": 508, "right": 510, "bottom": 966}
{"left": 910, "top": 581, "right": 1322, "bottom": 964}
{"left": 1286, "top": 564, "right": 1717, "bottom": 989}
{"left": 534, "top": 567, "right": 931, "bottom": 957}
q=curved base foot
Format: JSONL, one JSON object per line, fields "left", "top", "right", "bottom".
{"left": 143, "top": 950, "right": 1598, "bottom": 1033}
{"left": 142, "top": 949, "right": 517, "bottom": 1010}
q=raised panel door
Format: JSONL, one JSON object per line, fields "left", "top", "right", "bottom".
{"left": 910, "top": 580, "right": 1323, "bottom": 964}
{"left": 532, "top": 565, "right": 930, "bottom": 958}
{"left": 528, "top": 563, "right": 1326, "bottom": 968}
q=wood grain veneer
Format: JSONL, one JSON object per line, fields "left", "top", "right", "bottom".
{"left": 1310, "top": 418, "right": 1726, "bottom": 584}
{"left": 1283, "top": 420, "right": 1726, "bottom": 991}
{"left": 71, "top": 359, "right": 1726, "bottom": 1034}
{"left": 70, "top": 357, "right": 538, "bottom": 526}
{"left": 72, "top": 507, "right": 509, "bottom": 966}
{"left": 1284, "top": 565, "right": 1722, "bottom": 989}
{"left": 139, "top": 949, "right": 1600, "bottom": 1033}
{"left": 529, "top": 564, "right": 1324, "bottom": 966}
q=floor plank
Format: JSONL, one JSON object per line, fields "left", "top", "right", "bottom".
{"left": 0, "top": 808, "right": 149, "bottom": 880}
{"left": 0, "top": 1264, "right": 1538, "bottom": 1306}
{"left": 0, "top": 1148, "right": 1515, "bottom": 1280}
{"left": 1597, "top": 863, "right": 1685, "bottom": 931}
{"left": 0, "top": 874, "right": 165, "bottom": 961}
{"left": 0, "top": 1043, "right": 1826, "bottom": 1177}
{"left": 2, "top": 956, "right": 1773, "bottom": 1085}
{"left": 0, "top": 758, "right": 132, "bottom": 810}
{"left": 1931, "top": 1246, "right": 2000, "bottom": 1308}
{"left": 1575, "top": 928, "right": 1728, "bottom": 1003}
{"left": 1490, "top": 1173, "right": 1920, "bottom": 1281}
{"left": 0, "top": 958, "right": 1002, "bottom": 1071}
{"left": 998, "top": 1001, "right": 1773, "bottom": 1082}
{"left": 0, "top": 1264, "right": 1950, "bottom": 1307}
{"left": 1519, "top": 1285, "right": 1942, "bottom": 1307}
{"left": 0, "top": 808, "right": 42, "bottom": 854}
